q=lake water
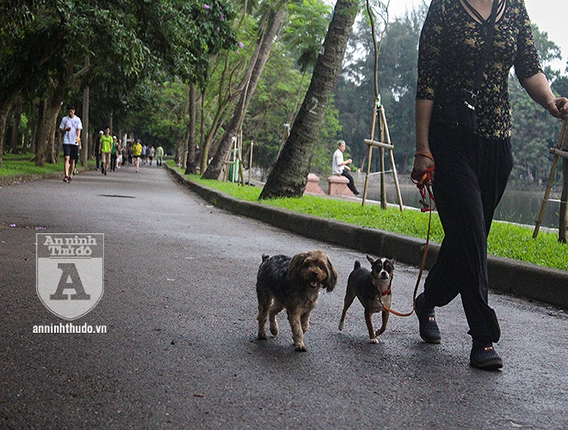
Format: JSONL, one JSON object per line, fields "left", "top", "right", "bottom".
{"left": 358, "top": 174, "right": 565, "bottom": 230}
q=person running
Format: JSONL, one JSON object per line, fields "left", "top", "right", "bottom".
{"left": 132, "top": 139, "right": 142, "bottom": 172}
{"left": 59, "top": 104, "right": 82, "bottom": 183}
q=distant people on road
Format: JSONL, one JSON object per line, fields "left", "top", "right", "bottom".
{"left": 116, "top": 138, "right": 123, "bottom": 168}
{"left": 141, "top": 144, "right": 147, "bottom": 165}
{"left": 148, "top": 145, "right": 155, "bottom": 166}
{"left": 59, "top": 104, "right": 82, "bottom": 183}
{"left": 111, "top": 136, "right": 118, "bottom": 172}
{"left": 95, "top": 130, "right": 103, "bottom": 171}
{"left": 123, "top": 144, "right": 132, "bottom": 166}
{"left": 132, "top": 139, "right": 142, "bottom": 172}
{"left": 332, "top": 140, "right": 359, "bottom": 195}
{"left": 100, "top": 127, "right": 112, "bottom": 176}
{"left": 155, "top": 144, "right": 164, "bottom": 167}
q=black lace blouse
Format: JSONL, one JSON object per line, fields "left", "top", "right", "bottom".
{"left": 416, "top": 0, "right": 542, "bottom": 139}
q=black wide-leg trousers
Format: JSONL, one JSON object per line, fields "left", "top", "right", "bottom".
{"left": 424, "top": 125, "right": 513, "bottom": 344}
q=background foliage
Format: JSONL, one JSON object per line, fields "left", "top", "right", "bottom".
{"left": 1, "top": 0, "right": 567, "bottom": 186}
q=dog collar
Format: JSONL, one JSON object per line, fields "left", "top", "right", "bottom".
{"left": 372, "top": 275, "right": 392, "bottom": 296}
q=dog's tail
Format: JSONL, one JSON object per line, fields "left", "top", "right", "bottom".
{"left": 354, "top": 260, "right": 361, "bottom": 270}
{"left": 262, "top": 254, "right": 270, "bottom": 262}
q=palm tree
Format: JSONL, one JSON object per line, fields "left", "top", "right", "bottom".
{"left": 259, "top": 0, "right": 359, "bottom": 199}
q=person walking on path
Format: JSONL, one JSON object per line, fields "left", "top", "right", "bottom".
{"left": 132, "top": 139, "right": 142, "bottom": 172}
{"left": 59, "top": 104, "right": 82, "bottom": 183}
{"left": 412, "top": 0, "right": 568, "bottom": 371}
{"left": 148, "top": 145, "right": 155, "bottom": 166}
{"left": 111, "top": 136, "right": 118, "bottom": 171}
{"left": 99, "top": 127, "right": 113, "bottom": 175}
{"left": 332, "top": 140, "right": 359, "bottom": 195}
{"left": 155, "top": 145, "right": 164, "bottom": 167}
{"left": 95, "top": 131, "right": 103, "bottom": 171}
{"left": 141, "top": 144, "right": 147, "bottom": 165}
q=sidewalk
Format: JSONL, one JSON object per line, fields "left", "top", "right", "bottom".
{"left": 166, "top": 165, "right": 568, "bottom": 309}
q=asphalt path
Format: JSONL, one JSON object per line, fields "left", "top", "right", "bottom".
{"left": 1, "top": 164, "right": 567, "bottom": 429}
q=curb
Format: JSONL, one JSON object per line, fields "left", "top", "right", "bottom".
{"left": 0, "top": 166, "right": 94, "bottom": 187}
{"left": 167, "top": 165, "right": 568, "bottom": 309}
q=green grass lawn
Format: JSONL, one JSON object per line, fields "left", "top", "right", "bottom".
{"left": 172, "top": 164, "right": 568, "bottom": 272}
{"left": 0, "top": 153, "right": 95, "bottom": 177}
{"left": 0, "top": 153, "right": 66, "bottom": 176}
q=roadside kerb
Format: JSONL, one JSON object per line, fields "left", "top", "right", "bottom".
{"left": 0, "top": 166, "right": 93, "bottom": 187}
{"left": 167, "top": 166, "right": 568, "bottom": 309}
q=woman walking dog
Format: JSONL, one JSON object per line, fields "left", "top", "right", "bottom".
{"left": 412, "top": 0, "right": 568, "bottom": 370}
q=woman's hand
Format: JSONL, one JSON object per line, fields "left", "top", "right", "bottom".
{"left": 545, "top": 97, "right": 568, "bottom": 121}
{"left": 412, "top": 152, "right": 435, "bottom": 185}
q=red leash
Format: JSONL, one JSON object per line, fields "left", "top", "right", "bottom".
{"left": 411, "top": 166, "right": 436, "bottom": 213}
{"left": 382, "top": 167, "right": 436, "bottom": 317}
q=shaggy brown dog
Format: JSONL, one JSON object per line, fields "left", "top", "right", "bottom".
{"left": 256, "top": 250, "right": 337, "bottom": 351}
{"left": 338, "top": 256, "right": 395, "bottom": 343}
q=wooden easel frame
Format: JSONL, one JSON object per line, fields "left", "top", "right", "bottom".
{"left": 361, "top": 99, "right": 403, "bottom": 211}
{"left": 533, "top": 120, "right": 568, "bottom": 238}
{"left": 223, "top": 131, "right": 246, "bottom": 185}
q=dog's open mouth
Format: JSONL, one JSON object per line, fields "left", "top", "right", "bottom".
{"left": 310, "top": 281, "right": 320, "bottom": 288}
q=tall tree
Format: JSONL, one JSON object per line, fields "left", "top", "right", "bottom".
{"left": 202, "top": 6, "right": 286, "bottom": 179}
{"left": 259, "top": 0, "right": 359, "bottom": 199}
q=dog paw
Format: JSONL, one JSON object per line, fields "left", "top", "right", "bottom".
{"left": 370, "top": 338, "right": 378, "bottom": 344}
{"left": 258, "top": 332, "right": 268, "bottom": 340}
{"left": 295, "top": 343, "right": 307, "bottom": 352}
{"left": 270, "top": 322, "right": 278, "bottom": 336}
{"left": 338, "top": 322, "right": 344, "bottom": 331}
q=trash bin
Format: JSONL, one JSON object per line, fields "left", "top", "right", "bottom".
{"left": 228, "top": 148, "right": 239, "bottom": 182}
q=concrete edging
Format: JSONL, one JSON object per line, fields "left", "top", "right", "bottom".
{"left": 0, "top": 166, "right": 94, "bottom": 187}
{"left": 166, "top": 165, "right": 568, "bottom": 309}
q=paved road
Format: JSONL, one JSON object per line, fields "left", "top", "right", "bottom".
{"left": 1, "top": 164, "right": 567, "bottom": 429}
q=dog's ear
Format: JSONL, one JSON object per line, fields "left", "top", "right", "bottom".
{"left": 366, "top": 255, "right": 375, "bottom": 265}
{"left": 287, "top": 252, "right": 308, "bottom": 284}
{"left": 323, "top": 256, "right": 338, "bottom": 292}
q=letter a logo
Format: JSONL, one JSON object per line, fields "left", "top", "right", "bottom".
{"left": 37, "top": 233, "right": 104, "bottom": 320}
{"left": 50, "top": 263, "right": 91, "bottom": 300}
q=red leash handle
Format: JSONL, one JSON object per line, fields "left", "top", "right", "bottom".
{"left": 411, "top": 167, "right": 436, "bottom": 212}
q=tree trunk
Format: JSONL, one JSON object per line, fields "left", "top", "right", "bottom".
{"left": 9, "top": 96, "right": 22, "bottom": 154}
{"left": 35, "top": 93, "right": 65, "bottom": 166}
{"left": 82, "top": 86, "right": 90, "bottom": 167}
{"left": 259, "top": 0, "right": 358, "bottom": 199}
{"left": 0, "top": 99, "right": 15, "bottom": 168}
{"left": 202, "top": 8, "right": 285, "bottom": 180}
{"left": 185, "top": 82, "right": 199, "bottom": 174}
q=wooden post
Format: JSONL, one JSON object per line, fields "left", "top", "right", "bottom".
{"left": 362, "top": 100, "right": 379, "bottom": 206}
{"left": 560, "top": 153, "right": 568, "bottom": 243}
{"left": 238, "top": 130, "right": 245, "bottom": 186}
{"left": 533, "top": 120, "right": 568, "bottom": 238}
{"left": 361, "top": 98, "right": 403, "bottom": 211}
{"left": 248, "top": 141, "right": 254, "bottom": 186}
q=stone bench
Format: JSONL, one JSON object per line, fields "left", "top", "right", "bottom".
{"left": 328, "top": 174, "right": 354, "bottom": 196}
{"left": 304, "top": 173, "right": 325, "bottom": 195}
